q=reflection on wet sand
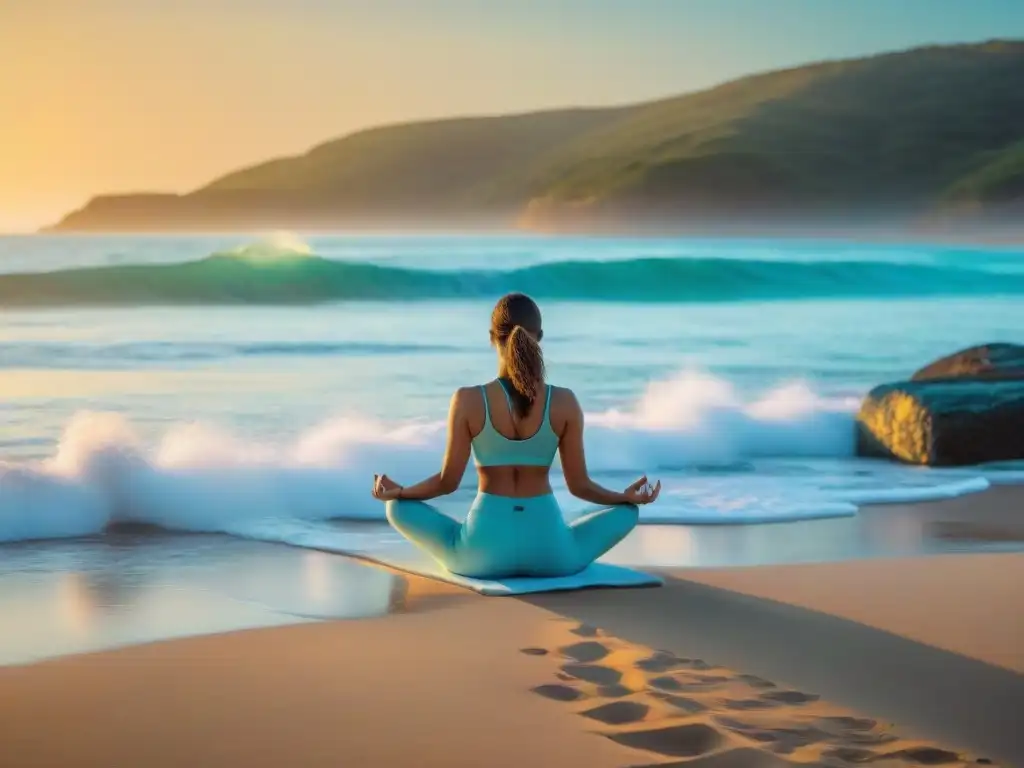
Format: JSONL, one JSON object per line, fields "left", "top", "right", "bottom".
{"left": 601, "top": 490, "right": 1024, "bottom": 569}
{"left": 0, "top": 535, "right": 409, "bottom": 666}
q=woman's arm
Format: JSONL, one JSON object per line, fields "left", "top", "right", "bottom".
{"left": 558, "top": 390, "right": 632, "bottom": 506}
{"left": 391, "top": 388, "right": 474, "bottom": 501}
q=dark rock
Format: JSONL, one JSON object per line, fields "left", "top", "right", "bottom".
{"left": 911, "top": 343, "right": 1024, "bottom": 381}
{"left": 856, "top": 344, "right": 1024, "bottom": 466}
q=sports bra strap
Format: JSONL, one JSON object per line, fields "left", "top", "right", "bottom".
{"left": 488, "top": 380, "right": 552, "bottom": 425}
{"left": 480, "top": 385, "right": 491, "bottom": 425}
{"left": 496, "top": 378, "right": 515, "bottom": 415}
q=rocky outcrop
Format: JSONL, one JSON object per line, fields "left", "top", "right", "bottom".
{"left": 910, "top": 342, "right": 1024, "bottom": 381}
{"left": 856, "top": 343, "right": 1024, "bottom": 466}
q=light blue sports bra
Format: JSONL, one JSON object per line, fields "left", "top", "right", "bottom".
{"left": 472, "top": 380, "right": 559, "bottom": 468}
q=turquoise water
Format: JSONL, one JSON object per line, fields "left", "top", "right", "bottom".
{"left": 1, "top": 232, "right": 1022, "bottom": 551}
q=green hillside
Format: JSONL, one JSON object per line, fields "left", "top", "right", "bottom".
{"left": 50, "top": 40, "right": 1024, "bottom": 233}
{"left": 198, "top": 108, "right": 620, "bottom": 207}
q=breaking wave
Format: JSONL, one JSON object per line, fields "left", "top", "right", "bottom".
{"left": 3, "top": 244, "right": 1023, "bottom": 306}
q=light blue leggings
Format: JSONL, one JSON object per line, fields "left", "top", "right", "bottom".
{"left": 386, "top": 492, "right": 638, "bottom": 579}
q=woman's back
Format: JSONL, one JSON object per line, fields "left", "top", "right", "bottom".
{"left": 468, "top": 379, "right": 568, "bottom": 498}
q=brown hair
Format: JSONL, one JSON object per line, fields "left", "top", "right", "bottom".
{"left": 489, "top": 292, "right": 545, "bottom": 419}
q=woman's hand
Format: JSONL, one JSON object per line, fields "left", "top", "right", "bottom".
{"left": 372, "top": 473, "right": 403, "bottom": 501}
{"left": 623, "top": 475, "right": 661, "bottom": 505}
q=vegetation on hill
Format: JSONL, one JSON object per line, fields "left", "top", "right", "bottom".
{"left": 50, "top": 40, "right": 1024, "bottom": 233}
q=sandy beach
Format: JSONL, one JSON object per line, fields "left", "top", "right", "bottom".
{"left": 2, "top": 490, "right": 1023, "bottom": 768}
{"left": 6, "top": 9, "right": 1024, "bottom": 768}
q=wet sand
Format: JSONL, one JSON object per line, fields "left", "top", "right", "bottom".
{"left": 0, "top": 535, "right": 408, "bottom": 665}
{"left": 602, "top": 484, "right": 1024, "bottom": 569}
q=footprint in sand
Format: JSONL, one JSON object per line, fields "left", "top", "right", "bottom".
{"left": 605, "top": 722, "right": 723, "bottom": 758}
{"left": 760, "top": 690, "right": 819, "bottom": 705}
{"left": 723, "top": 698, "right": 783, "bottom": 711}
{"left": 822, "top": 746, "right": 882, "bottom": 764}
{"left": 694, "top": 675, "right": 732, "bottom": 685}
{"left": 629, "top": 746, "right": 795, "bottom": 768}
{"left": 646, "top": 673, "right": 730, "bottom": 693}
{"left": 880, "top": 747, "right": 963, "bottom": 765}
{"left": 713, "top": 715, "right": 756, "bottom": 731}
{"left": 648, "top": 675, "right": 686, "bottom": 692}
{"left": 719, "top": 714, "right": 911, "bottom": 758}
{"left": 561, "top": 663, "right": 622, "bottom": 686}
{"left": 710, "top": 718, "right": 827, "bottom": 756}
{"left": 649, "top": 692, "right": 708, "bottom": 714}
{"left": 635, "top": 651, "right": 687, "bottom": 673}
{"left": 831, "top": 731, "right": 897, "bottom": 747}
{"left": 751, "top": 726, "right": 828, "bottom": 755}
{"left": 519, "top": 647, "right": 548, "bottom": 656}
{"left": 580, "top": 701, "right": 650, "bottom": 726}
{"left": 530, "top": 684, "right": 584, "bottom": 703}
{"left": 737, "top": 674, "right": 776, "bottom": 689}
{"left": 597, "top": 683, "right": 636, "bottom": 698}
{"left": 526, "top": 631, "right": 982, "bottom": 768}
{"left": 559, "top": 640, "right": 610, "bottom": 663}
{"left": 812, "top": 716, "right": 897, "bottom": 747}
{"left": 818, "top": 716, "right": 877, "bottom": 732}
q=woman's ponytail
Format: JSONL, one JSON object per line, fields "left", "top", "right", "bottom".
{"left": 504, "top": 324, "right": 545, "bottom": 419}
{"left": 490, "top": 293, "right": 545, "bottom": 419}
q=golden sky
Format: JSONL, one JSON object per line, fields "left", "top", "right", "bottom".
{"left": 2, "top": 0, "right": 1021, "bottom": 231}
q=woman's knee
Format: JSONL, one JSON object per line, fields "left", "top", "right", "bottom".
{"left": 569, "top": 502, "right": 639, "bottom": 565}
{"left": 578, "top": 502, "right": 638, "bottom": 533}
{"left": 608, "top": 503, "right": 639, "bottom": 535}
{"left": 384, "top": 498, "right": 407, "bottom": 525}
{"left": 385, "top": 499, "right": 434, "bottom": 536}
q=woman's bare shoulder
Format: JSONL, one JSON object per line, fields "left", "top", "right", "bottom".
{"left": 452, "top": 385, "right": 487, "bottom": 404}
{"left": 548, "top": 385, "right": 581, "bottom": 411}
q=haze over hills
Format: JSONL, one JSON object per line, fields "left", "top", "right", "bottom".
{"left": 49, "top": 40, "right": 1024, "bottom": 236}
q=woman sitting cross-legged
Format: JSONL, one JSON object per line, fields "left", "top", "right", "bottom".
{"left": 372, "top": 292, "right": 660, "bottom": 579}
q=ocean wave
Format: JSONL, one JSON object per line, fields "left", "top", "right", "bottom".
{"left": 2, "top": 244, "right": 1023, "bottom": 307}
{"left": 0, "top": 370, "right": 997, "bottom": 545}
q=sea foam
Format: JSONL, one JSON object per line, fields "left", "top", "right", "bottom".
{"left": 0, "top": 370, "right": 999, "bottom": 545}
